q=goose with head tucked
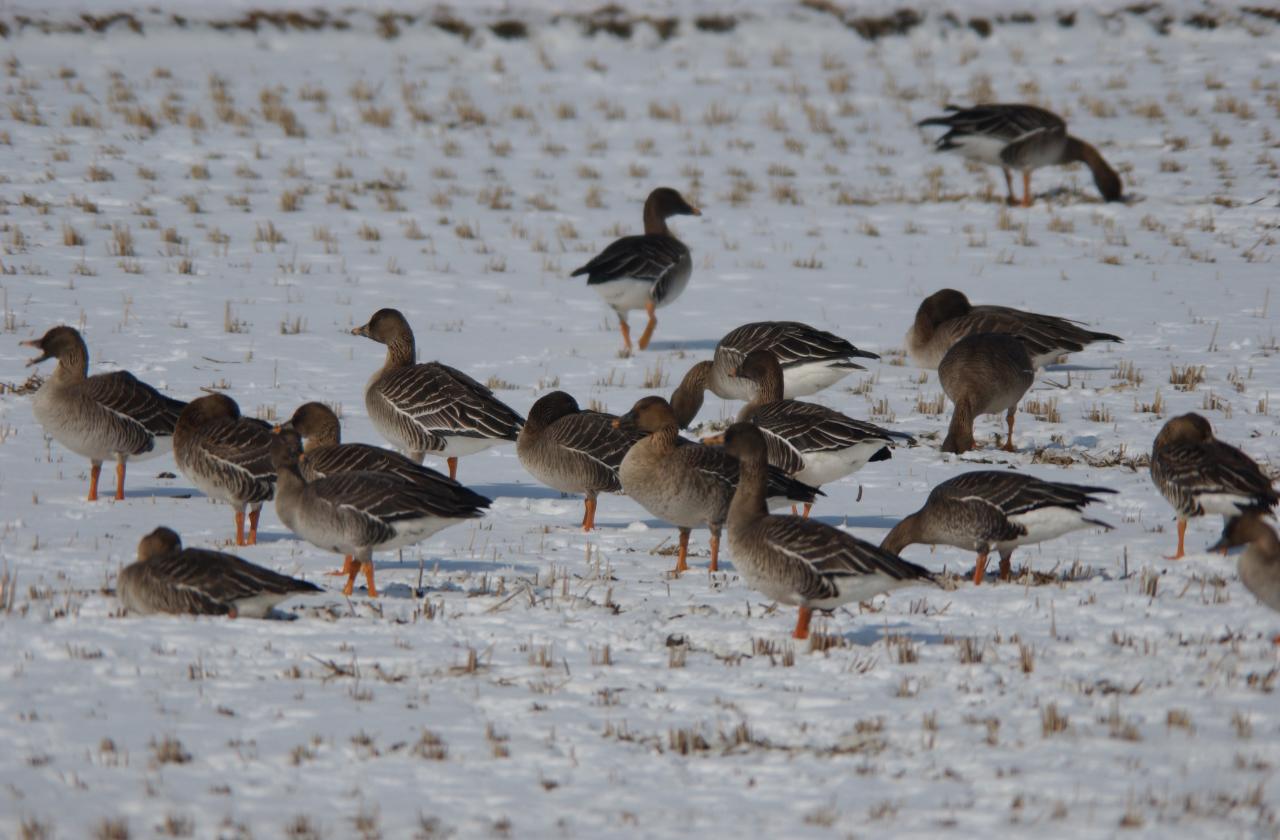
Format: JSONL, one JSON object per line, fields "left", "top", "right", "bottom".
{"left": 571, "top": 187, "right": 701, "bottom": 353}
{"left": 352, "top": 308, "right": 524, "bottom": 480}
{"left": 22, "top": 326, "right": 186, "bottom": 501}
{"left": 119, "top": 526, "right": 320, "bottom": 618}
{"left": 174, "top": 393, "right": 275, "bottom": 546}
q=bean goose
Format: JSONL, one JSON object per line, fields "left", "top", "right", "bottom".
{"left": 1209, "top": 514, "right": 1280, "bottom": 641}
{"left": 269, "top": 430, "right": 487, "bottom": 597}
{"left": 174, "top": 394, "right": 275, "bottom": 546}
{"left": 571, "top": 187, "right": 700, "bottom": 352}
{"left": 277, "top": 401, "right": 492, "bottom": 576}
{"left": 918, "top": 103, "right": 1122, "bottom": 206}
{"left": 1150, "top": 413, "right": 1277, "bottom": 560}
{"left": 516, "top": 391, "right": 643, "bottom": 532}
{"left": 614, "top": 397, "right": 820, "bottom": 575}
{"left": 938, "top": 333, "right": 1034, "bottom": 455}
{"left": 671, "top": 321, "right": 878, "bottom": 427}
{"left": 906, "top": 288, "right": 1122, "bottom": 370}
{"left": 22, "top": 326, "right": 186, "bottom": 501}
{"left": 119, "top": 526, "right": 320, "bottom": 617}
{"left": 704, "top": 350, "right": 913, "bottom": 517}
{"left": 722, "top": 423, "right": 937, "bottom": 640}
{"left": 881, "top": 471, "right": 1115, "bottom": 584}
{"left": 352, "top": 308, "right": 524, "bottom": 480}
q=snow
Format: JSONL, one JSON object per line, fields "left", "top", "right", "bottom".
{"left": 1, "top": 6, "right": 1278, "bottom": 838}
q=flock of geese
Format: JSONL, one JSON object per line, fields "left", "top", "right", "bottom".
{"left": 14, "top": 103, "right": 1280, "bottom": 641}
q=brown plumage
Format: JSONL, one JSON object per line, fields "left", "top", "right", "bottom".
{"left": 938, "top": 333, "right": 1034, "bottom": 455}
{"left": 1209, "top": 514, "right": 1280, "bottom": 641}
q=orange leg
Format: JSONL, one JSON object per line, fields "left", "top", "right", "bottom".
{"left": 88, "top": 463, "right": 102, "bottom": 502}
{"left": 972, "top": 551, "right": 989, "bottom": 585}
{"left": 1002, "top": 168, "right": 1016, "bottom": 205}
{"left": 617, "top": 316, "right": 633, "bottom": 353}
{"left": 673, "top": 528, "right": 690, "bottom": 575}
{"left": 793, "top": 605, "right": 813, "bottom": 640}
{"left": 326, "top": 556, "right": 356, "bottom": 577}
{"left": 582, "top": 497, "right": 597, "bottom": 532}
{"left": 637, "top": 301, "right": 657, "bottom": 351}
{"left": 709, "top": 531, "right": 720, "bottom": 573}
{"left": 802, "top": 502, "right": 813, "bottom": 519}
{"left": 1164, "top": 519, "right": 1187, "bottom": 561}
{"left": 247, "top": 507, "right": 261, "bottom": 545}
{"left": 114, "top": 461, "right": 126, "bottom": 501}
{"left": 447, "top": 457, "right": 458, "bottom": 481}
{"left": 999, "top": 554, "right": 1012, "bottom": 581}
{"left": 363, "top": 560, "right": 379, "bottom": 598}
{"left": 1021, "top": 171, "right": 1033, "bottom": 208}
{"left": 791, "top": 505, "right": 799, "bottom": 516}
{"left": 234, "top": 510, "right": 246, "bottom": 546}
{"left": 1002, "top": 408, "right": 1017, "bottom": 453}
{"left": 227, "top": 606, "right": 239, "bottom": 619}
{"left": 342, "top": 561, "right": 359, "bottom": 596}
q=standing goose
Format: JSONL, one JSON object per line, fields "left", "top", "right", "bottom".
{"left": 722, "top": 423, "right": 937, "bottom": 640}
{"left": 705, "top": 350, "right": 913, "bottom": 517}
{"left": 1209, "top": 514, "right": 1280, "bottom": 641}
{"left": 918, "top": 103, "right": 1122, "bottom": 206}
{"left": 270, "top": 430, "right": 488, "bottom": 597}
{"left": 516, "top": 391, "right": 643, "bottom": 532}
{"left": 173, "top": 394, "right": 275, "bottom": 546}
{"left": 906, "top": 288, "right": 1122, "bottom": 370}
{"left": 276, "top": 401, "right": 492, "bottom": 576}
{"left": 614, "top": 397, "right": 820, "bottom": 575}
{"left": 571, "top": 187, "right": 701, "bottom": 352}
{"left": 671, "top": 321, "right": 878, "bottom": 427}
{"left": 119, "top": 526, "right": 320, "bottom": 618}
{"left": 1150, "top": 413, "right": 1277, "bottom": 560}
{"left": 22, "top": 326, "right": 186, "bottom": 501}
{"left": 353, "top": 308, "right": 524, "bottom": 480}
{"left": 938, "top": 333, "right": 1034, "bottom": 455}
{"left": 881, "top": 471, "right": 1115, "bottom": 584}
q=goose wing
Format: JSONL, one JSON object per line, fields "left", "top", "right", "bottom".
{"left": 749, "top": 400, "right": 911, "bottom": 458}
{"left": 314, "top": 470, "right": 489, "bottom": 522}
{"left": 761, "top": 516, "right": 935, "bottom": 602}
{"left": 84, "top": 371, "right": 187, "bottom": 450}
{"left": 719, "top": 321, "right": 878, "bottom": 371}
{"left": 547, "top": 411, "right": 641, "bottom": 481}
{"left": 1152, "top": 442, "right": 1277, "bottom": 515}
{"left": 956, "top": 306, "right": 1123, "bottom": 358}
{"left": 196, "top": 419, "right": 276, "bottom": 484}
{"left": 154, "top": 548, "right": 320, "bottom": 600}
{"left": 920, "top": 103, "right": 1065, "bottom": 144}
{"left": 571, "top": 234, "right": 687, "bottom": 288}
{"left": 379, "top": 362, "right": 523, "bottom": 441}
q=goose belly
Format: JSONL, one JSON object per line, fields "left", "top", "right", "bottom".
{"left": 793, "top": 443, "right": 887, "bottom": 487}
{"left": 32, "top": 388, "right": 146, "bottom": 461}
{"left": 1000, "top": 506, "right": 1094, "bottom": 549}
{"left": 947, "top": 134, "right": 1010, "bottom": 168}
{"left": 1196, "top": 493, "right": 1260, "bottom": 518}
{"left": 593, "top": 278, "right": 654, "bottom": 315}
{"left": 781, "top": 362, "right": 854, "bottom": 398}
{"left": 230, "top": 592, "right": 295, "bottom": 619}
{"left": 818, "top": 571, "right": 914, "bottom": 609}
{"left": 381, "top": 515, "right": 468, "bottom": 551}
{"left": 435, "top": 435, "right": 506, "bottom": 458}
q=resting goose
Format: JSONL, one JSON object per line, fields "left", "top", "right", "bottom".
{"left": 881, "top": 471, "right": 1115, "bottom": 584}
{"left": 353, "top": 308, "right": 524, "bottom": 480}
{"left": 173, "top": 394, "right": 275, "bottom": 546}
{"left": 276, "top": 401, "right": 492, "bottom": 576}
{"left": 671, "top": 321, "right": 878, "bottom": 427}
{"left": 571, "top": 187, "right": 700, "bottom": 352}
{"left": 614, "top": 397, "right": 819, "bottom": 575}
{"left": 22, "top": 326, "right": 186, "bottom": 501}
{"left": 1209, "top": 514, "right": 1280, "bottom": 639}
{"left": 938, "top": 333, "right": 1034, "bottom": 455}
{"left": 722, "top": 423, "right": 937, "bottom": 639}
{"left": 705, "top": 350, "right": 912, "bottom": 517}
{"left": 516, "top": 391, "right": 642, "bottom": 532}
{"left": 907, "top": 288, "right": 1122, "bottom": 370}
{"left": 1151, "top": 413, "right": 1277, "bottom": 560}
{"left": 918, "top": 103, "right": 1122, "bottom": 206}
{"left": 270, "top": 430, "right": 487, "bottom": 597}
{"left": 119, "top": 526, "right": 320, "bottom": 617}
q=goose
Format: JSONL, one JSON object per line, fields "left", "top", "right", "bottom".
{"left": 918, "top": 103, "right": 1122, "bottom": 206}
{"left": 118, "top": 526, "right": 320, "bottom": 617}
{"left": 614, "top": 397, "right": 820, "bottom": 575}
{"left": 22, "top": 326, "right": 186, "bottom": 501}
{"left": 516, "top": 391, "right": 642, "bottom": 531}
{"left": 671, "top": 321, "right": 878, "bottom": 427}
{"left": 703, "top": 350, "right": 913, "bottom": 517}
{"left": 1209, "top": 514, "right": 1280, "bottom": 641}
{"left": 1151, "top": 413, "right": 1277, "bottom": 560}
{"left": 906, "top": 288, "right": 1122, "bottom": 370}
{"left": 881, "top": 470, "right": 1115, "bottom": 584}
{"left": 173, "top": 394, "right": 275, "bottom": 546}
{"left": 938, "top": 333, "right": 1034, "bottom": 454}
{"left": 722, "top": 422, "right": 937, "bottom": 639}
{"left": 571, "top": 187, "right": 700, "bottom": 352}
{"left": 276, "top": 401, "right": 492, "bottom": 576}
{"left": 352, "top": 308, "right": 524, "bottom": 480}
{"left": 269, "top": 429, "right": 487, "bottom": 597}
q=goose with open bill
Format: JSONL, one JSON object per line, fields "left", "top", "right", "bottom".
{"left": 22, "top": 325, "right": 186, "bottom": 502}
{"left": 722, "top": 422, "right": 937, "bottom": 640}
{"left": 119, "top": 526, "right": 320, "bottom": 618}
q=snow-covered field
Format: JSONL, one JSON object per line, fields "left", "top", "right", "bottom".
{"left": 1, "top": 4, "right": 1278, "bottom": 837}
